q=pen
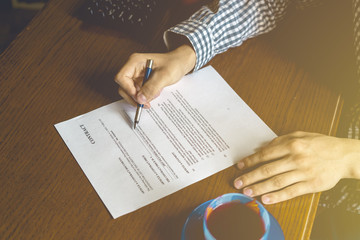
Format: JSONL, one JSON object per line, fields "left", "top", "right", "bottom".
{"left": 134, "top": 59, "right": 153, "bottom": 129}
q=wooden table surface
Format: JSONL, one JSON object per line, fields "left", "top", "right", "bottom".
{"left": 0, "top": 0, "right": 343, "bottom": 239}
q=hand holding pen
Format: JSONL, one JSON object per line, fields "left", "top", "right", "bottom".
{"left": 114, "top": 45, "right": 197, "bottom": 126}
{"left": 134, "top": 59, "right": 153, "bottom": 129}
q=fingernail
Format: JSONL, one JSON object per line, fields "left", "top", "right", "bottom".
{"left": 237, "top": 161, "right": 244, "bottom": 169}
{"left": 262, "top": 196, "right": 271, "bottom": 204}
{"left": 234, "top": 179, "right": 243, "bottom": 189}
{"left": 244, "top": 188, "right": 253, "bottom": 196}
{"left": 137, "top": 93, "right": 147, "bottom": 104}
{"left": 144, "top": 103, "right": 151, "bottom": 109}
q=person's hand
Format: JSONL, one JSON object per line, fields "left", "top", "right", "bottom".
{"left": 233, "top": 131, "right": 360, "bottom": 204}
{"left": 114, "top": 44, "right": 196, "bottom": 108}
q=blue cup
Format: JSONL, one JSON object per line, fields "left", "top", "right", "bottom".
{"left": 203, "top": 193, "right": 271, "bottom": 240}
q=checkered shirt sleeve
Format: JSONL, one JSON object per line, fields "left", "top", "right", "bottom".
{"left": 164, "top": 0, "right": 319, "bottom": 71}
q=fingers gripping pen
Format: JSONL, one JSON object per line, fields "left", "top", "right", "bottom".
{"left": 133, "top": 59, "right": 153, "bottom": 129}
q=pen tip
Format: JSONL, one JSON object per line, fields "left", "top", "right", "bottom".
{"left": 133, "top": 122, "right": 137, "bottom": 129}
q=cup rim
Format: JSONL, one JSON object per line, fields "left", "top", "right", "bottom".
{"left": 203, "top": 193, "right": 270, "bottom": 240}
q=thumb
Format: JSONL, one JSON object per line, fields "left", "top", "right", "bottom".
{"left": 136, "top": 70, "right": 173, "bottom": 104}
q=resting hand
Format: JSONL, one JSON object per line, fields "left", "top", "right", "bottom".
{"left": 114, "top": 45, "right": 196, "bottom": 108}
{"left": 233, "top": 131, "right": 360, "bottom": 204}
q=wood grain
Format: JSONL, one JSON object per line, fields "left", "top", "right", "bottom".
{"left": 0, "top": 0, "right": 343, "bottom": 239}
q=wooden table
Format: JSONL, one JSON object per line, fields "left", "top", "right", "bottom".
{"left": 0, "top": 0, "right": 343, "bottom": 239}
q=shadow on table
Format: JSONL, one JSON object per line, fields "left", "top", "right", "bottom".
{"left": 264, "top": 0, "right": 357, "bottom": 97}
{"left": 155, "top": 205, "right": 195, "bottom": 239}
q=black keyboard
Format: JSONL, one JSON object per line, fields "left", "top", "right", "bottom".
{"left": 78, "top": 0, "right": 167, "bottom": 40}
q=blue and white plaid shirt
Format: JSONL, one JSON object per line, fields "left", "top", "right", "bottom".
{"left": 164, "top": 0, "right": 318, "bottom": 71}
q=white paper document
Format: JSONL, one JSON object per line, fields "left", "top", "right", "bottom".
{"left": 55, "top": 66, "right": 276, "bottom": 219}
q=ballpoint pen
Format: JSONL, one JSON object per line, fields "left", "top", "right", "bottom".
{"left": 134, "top": 59, "right": 153, "bottom": 129}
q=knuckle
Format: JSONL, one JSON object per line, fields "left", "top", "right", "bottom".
{"left": 291, "top": 131, "right": 304, "bottom": 137}
{"left": 129, "top": 52, "right": 142, "bottom": 60}
{"left": 261, "top": 165, "right": 273, "bottom": 176}
{"left": 288, "top": 139, "right": 304, "bottom": 152}
{"left": 270, "top": 137, "right": 280, "bottom": 145}
{"left": 258, "top": 149, "right": 267, "bottom": 160}
{"left": 114, "top": 75, "right": 119, "bottom": 83}
{"left": 114, "top": 73, "right": 123, "bottom": 83}
{"left": 272, "top": 176, "right": 284, "bottom": 188}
